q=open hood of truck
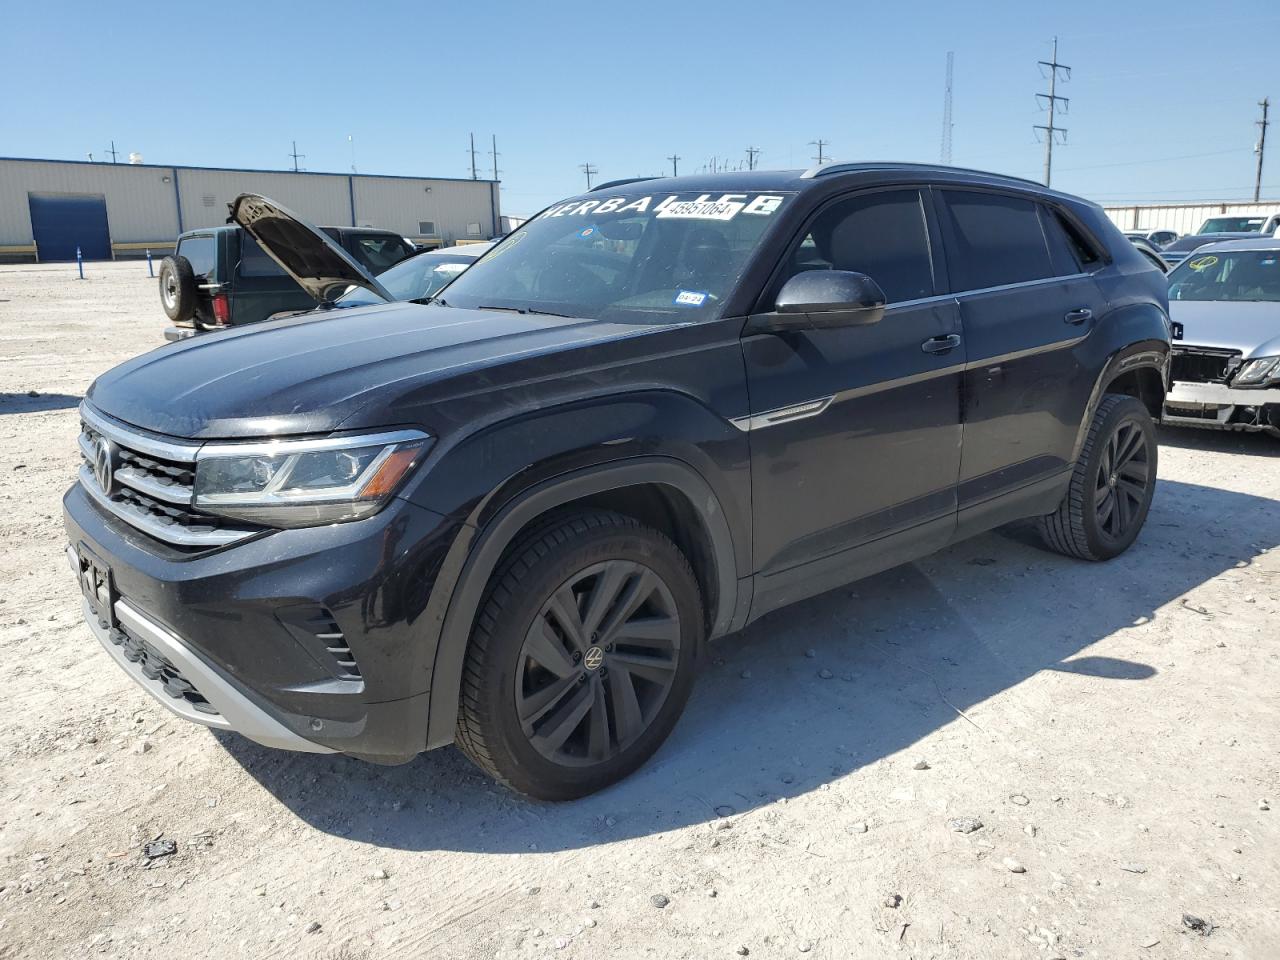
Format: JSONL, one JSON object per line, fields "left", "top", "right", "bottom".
{"left": 228, "top": 193, "right": 394, "bottom": 304}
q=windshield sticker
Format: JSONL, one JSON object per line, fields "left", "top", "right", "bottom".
{"left": 578, "top": 225, "right": 598, "bottom": 239}
{"left": 1187, "top": 255, "right": 1218, "bottom": 270}
{"left": 540, "top": 193, "right": 787, "bottom": 220}
{"left": 674, "top": 290, "right": 709, "bottom": 307}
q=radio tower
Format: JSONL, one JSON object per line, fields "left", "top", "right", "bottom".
{"left": 940, "top": 52, "right": 954, "bottom": 165}
{"left": 1034, "top": 37, "right": 1071, "bottom": 187}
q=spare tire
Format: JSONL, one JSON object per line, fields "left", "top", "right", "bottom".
{"left": 158, "top": 256, "right": 197, "bottom": 322}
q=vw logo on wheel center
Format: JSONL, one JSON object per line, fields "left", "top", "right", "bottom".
{"left": 583, "top": 646, "right": 605, "bottom": 671}
{"left": 93, "top": 436, "right": 117, "bottom": 496}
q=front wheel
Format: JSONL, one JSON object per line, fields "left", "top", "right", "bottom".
{"left": 1038, "top": 393, "right": 1157, "bottom": 561}
{"left": 454, "top": 510, "right": 703, "bottom": 800}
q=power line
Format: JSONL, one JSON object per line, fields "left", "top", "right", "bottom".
{"left": 809, "top": 139, "right": 830, "bottom": 165}
{"left": 667, "top": 153, "right": 680, "bottom": 177}
{"left": 468, "top": 133, "right": 479, "bottom": 180}
{"left": 940, "top": 52, "right": 954, "bottom": 165}
{"left": 288, "top": 140, "right": 305, "bottom": 172}
{"left": 1033, "top": 36, "right": 1070, "bottom": 186}
{"left": 105, "top": 140, "right": 119, "bottom": 164}
{"left": 746, "top": 146, "right": 761, "bottom": 171}
{"left": 1255, "top": 97, "right": 1271, "bottom": 203}
{"left": 489, "top": 134, "right": 501, "bottom": 181}
{"left": 580, "top": 162, "right": 598, "bottom": 189}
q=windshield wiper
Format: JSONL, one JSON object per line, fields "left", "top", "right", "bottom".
{"left": 409, "top": 295, "right": 448, "bottom": 306}
{"left": 478, "top": 305, "right": 573, "bottom": 319}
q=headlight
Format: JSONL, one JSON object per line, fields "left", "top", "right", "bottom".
{"left": 194, "top": 430, "right": 430, "bottom": 527}
{"left": 1233, "top": 356, "right": 1280, "bottom": 387}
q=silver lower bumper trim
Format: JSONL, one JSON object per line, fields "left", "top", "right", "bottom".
{"left": 72, "top": 549, "right": 333, "bottom": 753}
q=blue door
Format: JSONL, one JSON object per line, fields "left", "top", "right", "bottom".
{"left": 28, "top": 193, "right": 111, "bottom": 262}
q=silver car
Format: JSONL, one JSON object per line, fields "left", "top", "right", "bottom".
{"left": 1164, "top": 238, "right": 1280, "bottom": 438}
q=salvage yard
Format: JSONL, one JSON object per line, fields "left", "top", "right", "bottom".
{"left": 1, "top": 260, "right": 1278, "bottom": 959}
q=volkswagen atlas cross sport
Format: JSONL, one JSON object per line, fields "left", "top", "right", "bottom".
{"left": 1163, "top": 237, "right": 1280, "bottom": 437}
{"left": 64, "top": 167, "right": 1171, "bottom": 800}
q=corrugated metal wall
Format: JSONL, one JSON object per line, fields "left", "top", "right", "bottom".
{"left": 0, "top": 158, "right": 501, "bottom": 254}
{"left": 1103, "top": 200, "right": 1280, "bottom": 235}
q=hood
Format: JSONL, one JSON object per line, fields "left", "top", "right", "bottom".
{"left": 86, "top": 303, "right": 673, "bottom": 439}
{"left": 229, "top": 194, "right": 394, "bottom": 304}
{"left": 1169, "top": 299, "right": 1280, "bottom": 355}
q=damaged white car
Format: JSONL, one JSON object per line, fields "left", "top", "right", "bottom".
{"left": 1164, "top": 238, "right": 1280, "bottom": 438}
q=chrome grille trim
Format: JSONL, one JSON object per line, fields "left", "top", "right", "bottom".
{"left": 79, "top": 403, "right": 201, "bottom": 462}
{"left": 113, "top": 465, "right": 194, "bottom": 506}
{"left": 78, "top": 466, "right": 254, "bottom": 547}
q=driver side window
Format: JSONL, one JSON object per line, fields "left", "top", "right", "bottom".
{"left": 780, "top": 190, "right": 936, "bottom": 304}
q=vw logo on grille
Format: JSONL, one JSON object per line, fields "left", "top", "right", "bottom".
{"left": 583, "top": 646, "right": 605, "bottom": 671}
{"left": 93, "top": 436, "right": 117, "bottom": 496}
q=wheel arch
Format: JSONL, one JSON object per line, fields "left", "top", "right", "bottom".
{"left": 424, "top": 457, "right": 742, "bottom": 748}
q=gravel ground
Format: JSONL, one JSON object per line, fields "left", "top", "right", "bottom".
{"left": 1, "top": 260, "right": 1278, "bottom": 960}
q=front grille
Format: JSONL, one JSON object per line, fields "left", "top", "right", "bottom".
{"left": 1170, "top": 348, "right": 1241, "bottom": 385}
{"left": 77, "top": 405, "right": 258, "bottom": 548}
{"left": 107, "top": 619, "right": 218, "bottom": 716}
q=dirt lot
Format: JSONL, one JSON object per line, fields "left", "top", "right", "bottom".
{"left": 0, "top": 260, "right": 1278, "bottom": 960}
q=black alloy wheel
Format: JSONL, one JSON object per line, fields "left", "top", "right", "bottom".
{"left": 1093, "top": 417, "right": 1151, "bottom": 542}
{"left": 516, "top": 559, "right": 681, "bottom": 766}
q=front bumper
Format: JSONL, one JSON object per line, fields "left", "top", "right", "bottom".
{"left": 63, "top": 480, "right": 465, "bottom": 760}
{"left": 1163, "top": 380, "right": 1280, "bottom": 435}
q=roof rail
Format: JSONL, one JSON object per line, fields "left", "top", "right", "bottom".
{"left": 800, "top": 161, "right": 1045, "bottom": 189}
{"left": 590, "top": 177, "right": 660, "bottom": 193}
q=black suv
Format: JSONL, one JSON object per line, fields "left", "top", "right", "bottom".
{"left": 64, "top": 165, "right": 1170, "bottom": 799}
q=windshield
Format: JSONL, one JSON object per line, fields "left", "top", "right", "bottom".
{"left": 337, "top": 251, "right": 480, "bottom": 306}
{"left": 1168, "top": 249, "right": 1280, "bottom": 302}
{"left": 437, "top": 191, "right": 793, "bottom": 322}
{"left": 1198, "top": 216, "right": 1264, "bottom": 234}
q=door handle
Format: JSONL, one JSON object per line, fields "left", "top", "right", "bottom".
{"left": 921, "top": 333, "right": 962, "bottom": 355}
{"left": 1064, "top": 307, "right": 1093, "bottom": 325}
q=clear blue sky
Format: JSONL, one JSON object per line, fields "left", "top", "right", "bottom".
{"left": 2, "top": 0, "right": 1276, "bottom": 216}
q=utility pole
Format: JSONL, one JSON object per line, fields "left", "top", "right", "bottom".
{"left": 288, "top": 140, "right": 305, "bottom": 172}
{"left": 809, "top": 139, "right": 829, "bottom": 165}
{"left": 746, "top": 146, "right": 761, "bottom": 171}
{"left": 489, "top": 134, "right": 501, "bottom": 181}
{"left": 468, "top": 133, "right": 479, "bottom": 180}
{"left": 940, "top": 52, "right": 954, "bottom": 165}
{"left": 1256, "top": 97, "right": 1271, "bottom": 202}
{"left": 667, "top": 153, "right": 680, "bottom": 177}
{"left": 1034, "top": 37, "right": 1071, "bottom": 186}
{"left": 105, "top": 140, "right": 119, "bottom": 164}
{"left": 580, "top": 162, "right": 598, "bottom": 189}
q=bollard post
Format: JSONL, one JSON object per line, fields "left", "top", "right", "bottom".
{"left": 146, "top": 249, "right": 154, "bottom": 277}
{"left": 76, "top": 246, "right": 84, "bottom": 280}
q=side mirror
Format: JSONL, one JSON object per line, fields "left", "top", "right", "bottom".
{"left": 747, "top": 270, "right": 887, "bottom": 333}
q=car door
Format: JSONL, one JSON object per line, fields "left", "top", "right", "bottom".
{"left": 934, "top": 188, "right": 1109, "bottom": 529}
{"left": 741, "top": 187, "right": 965, "bottom": 613}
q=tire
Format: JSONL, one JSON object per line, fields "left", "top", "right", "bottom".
{"left": 1037, "top": 393, "right": 1157, "bottom": 561}
{"left": 158, "top": 256, "right": 197, "bottom": 322}
{"left": 455, "top": 509, "right": 703, "bottom": 800}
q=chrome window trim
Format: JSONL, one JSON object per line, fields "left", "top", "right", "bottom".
{"left": 80, "top": 403, "right": 201, "bottom": 463}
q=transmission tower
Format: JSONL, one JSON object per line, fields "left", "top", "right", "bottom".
{"left": 746, "top": 146, "right": 761, "bottom": 171}
{"left": 468, "top": 133, "right": 479, "bottom": 180}
{"left": 1034, "top": 37, "right": 1070, "bottom": 186}
{"left": 580, "top": 162, "right": 598, "bottom": 189}
{"left": 489, "top": 134, "right": 501, "bottom": 181}
{"left": 105, "top": 140, "right": 120, "bottom": 164}
{"left": 809, "top": 139, "right": 830, "bottom": 165}
{"left": 1256, "top": 97, "right": 1271, "bottom": 203}
{"left": 667, "top": 153, "right": 680, "bottom": 177}
{"left": 940, "top": 52, "right": 954, "bottom": 165}
{"left": 288, "top": 140, "right": 305, "bottom": 172}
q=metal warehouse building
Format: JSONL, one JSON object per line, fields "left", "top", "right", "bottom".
{"left": 0, "top": 157, "right": 501, "bottom": 262}
{"left": 1104, "top": 199, "right": 1279, "bottom": 235}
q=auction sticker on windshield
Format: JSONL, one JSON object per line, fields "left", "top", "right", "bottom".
{"left": 539, "top": 193, "right": 789, "bottom": 221}
{"left": 657, "top": 199, "right": 744, "bottom": 221}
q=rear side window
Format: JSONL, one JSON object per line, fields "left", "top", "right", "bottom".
{"left": 238, "top": 233, "right": 286, "bottom": 277}
{"left": 352, "top": 235, "right": 413, "bottom": 274}
{"left": 783, "top": 189, "right": 935, "bottom": 303}
{"left": 939, "top": 191, "right": 1053, "bottom": 291}
{"left": 176, "top": 235, "right": 216, "bottom": 278}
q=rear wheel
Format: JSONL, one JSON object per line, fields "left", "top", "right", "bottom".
{"left": 158, "top": 255, "right": 197, "bottom": 322}
{"left": 1038, "top": 394, "right": 1157, "bottom": 561}
{"left": 455, "top": 510, "right": 702, "bottom": 800}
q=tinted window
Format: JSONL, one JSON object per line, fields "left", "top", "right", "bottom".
{"left": 176, "top": 235, "right": 216, "bottom": 278}
{"left": 782, "top": 190, "right": 935, "bottom": 303}
{"left": 238, "top": 233, "right": 286, "bottom": 277}
{"left": 940, "top": 191, "right": 1053, "bottom": 290}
